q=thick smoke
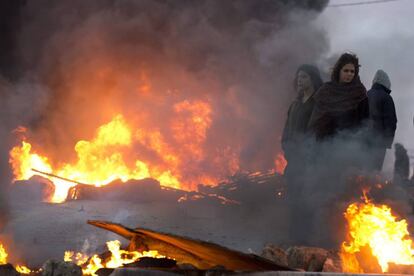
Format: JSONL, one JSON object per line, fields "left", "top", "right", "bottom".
{"left": 4, "top": 0, "right": 328, "bottom": 182}
{"left": 0, "top": 0, "right": 334, "bottom": 263}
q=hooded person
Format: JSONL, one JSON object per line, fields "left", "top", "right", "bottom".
{"left": 367, "top": 69, "right": 397, "bottom": 171}
{"left": 281, "top": 64, "right": 322, "bottom": 245}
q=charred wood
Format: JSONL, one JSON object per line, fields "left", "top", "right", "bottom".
{"left": 88, "top": 220, "right": 295, "bottom": 272}
{"left": 0, "top": 264, "right": 19, "bottom": 276}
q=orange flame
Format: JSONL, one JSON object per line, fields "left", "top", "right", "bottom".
{"left": 15, "top": 265, "right": 32, "bottom": 274}
{"left": 0, "top": 241, "right": 33, "bottom": 274}
{"left": 9, "top": 114, "right": 195, "bottom": 202}
{"left": 274, "top": 152, "right": 287, "bottom": 175}
{"left": 342, "top": 193, "right": 414, "bottom": 272}
{"left": 0, "top": 243, "right": 7, "bottom": 265}
{"left": 66, "top": 240, "right": 165, "bottom": 276}
{"left": 9, "top": 99, "right": 238, "bottom": 202}
{"left": 64, "top": 251, "right": 89, "bottom": 266}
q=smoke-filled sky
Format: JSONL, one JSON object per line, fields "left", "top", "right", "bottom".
{"left": 1, "top": 0, "right": 412, "bottom": 189}
{"left": 317, "top": 0, "right": 414, "bottom": 174}
{"left": 0, "top": 0, "right": 331, "bottom": 192}
{"left": 1, "top": 0, "right": 414, "bottom": 260}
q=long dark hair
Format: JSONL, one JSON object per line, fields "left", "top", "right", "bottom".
{"left": 331, "top": 52, "right": 360, "bottom": 83}
{"left": 293, "top": 64, "right": 323, "bottom": 94}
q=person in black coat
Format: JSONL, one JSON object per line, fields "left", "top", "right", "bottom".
{"left": 282, "top": 64, "right": 323, "bottom": 197}
{"left": 393, "top": 143, "right": 409, "bottom": 186}
{"left": 281, "top": 64, "right": 322, "bottom": 244}
{"left": 367, "top": 69, "right": 397, "bottom": 171}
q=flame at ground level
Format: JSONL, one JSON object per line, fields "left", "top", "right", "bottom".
{"left": 15, "top": 265, "right": 32, "bottom": 274}
{"left": 0, "top": 243, "right": 7, "bottom": 265}
{"left": 65, "top": 240, "right": 165, "bottom": 276}
{"left": 341, "top": 192, "right": 414, "bottom": 272}
{"left": 0, "top": 241, "right": 32, "bottom": 274}
{"left": 0, "top": 238, "right": 163, "bottom": 275}
{"left": 9, "top": 110, "right": 229, "bottom": 203}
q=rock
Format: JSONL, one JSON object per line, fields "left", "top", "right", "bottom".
{"left": 322, "top": 250, "right": 345, "bottom": 273}
{"left": 96, "top": 268, "right": 114, "bottom": 276}
{"left": 11, "top": 177, "right": 55, "bottom": 203}
{"left": 286, "top": 246, "right": 328, "bottom": 271}
{"left": 177, "top": 263, "right": 197, "bottom": 269}
{"left": 42, "top": 260, "right": 82, "bottom": 276}
{"left": 322, "top": 257, "right": 342, "bottom": 272}
{"left": 0, "top": 264, "right": 19, "bottom": 276}
{"left": 388, "top": 263, "right": 414, "bottom": 274}
{"left": 205, "top": 265, "right": 228, "bottom": 276}
{"left": 261, "top": 244, "right": 288, "bottom": 267}
{"left": 109, "top": 268, "right": 177, "bottom": 275}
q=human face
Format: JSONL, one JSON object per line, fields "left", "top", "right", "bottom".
{"left": 339, "top": 63, "right": 355, "bottom": 83}
{"left": 296, "top": 70, "right": 313, "bottom": 92}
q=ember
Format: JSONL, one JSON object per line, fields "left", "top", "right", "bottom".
{"left": 342, "top": 191, "right": 414, "bottom": 272}
{"left": 274, "top": 152, "right": 287, "bottom": 175}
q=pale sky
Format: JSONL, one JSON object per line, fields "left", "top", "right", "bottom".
{"left": 316, "top": 0, "right": 414, "bottom": 173}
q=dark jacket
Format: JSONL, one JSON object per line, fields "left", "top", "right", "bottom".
{"left": 281, "top": 96, "right": 315, "bottom": 160}
{"left": 367, "top": 83, "right": 397, "bottom": 148}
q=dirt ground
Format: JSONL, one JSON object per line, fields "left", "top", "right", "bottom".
{"left": 2, "top": 198, "right": 290, "bottom": 267}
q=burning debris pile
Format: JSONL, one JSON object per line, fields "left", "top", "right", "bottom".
{"left": 340, "top": 191, "right": 414, "bottom": 274}
{"left": 8, "top": 111, "right": 287, "bottom": 206}
{"left": 260, "top": 190, "right": 414, "bottom": 274}
{"left": 199, "top": 170, "right": 286, "bottom": 204}
{"left": 9, "top": 115, "right": 287, "bottom": 205}
{"left": 0, "top": 242, "right": 35, "bottom": 275}
{"left": 0, "top": 220, "right": 294, "bottom": 276}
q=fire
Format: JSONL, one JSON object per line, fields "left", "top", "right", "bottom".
{"left": 342, "top": 192, "right": 414, "bottom": 272}
{"left": 0, "top": 243, "right": 7, "bottom": 265}
{"left": 0, "top": 241, "right": 33, "bottom": 274}
{"left": 66, "top": 240, "right": 165, "bottom": 276}
{"left": 15, "top": 265, "right": 32, "bottom": 274}
{"left": 64, "top": 251, "right": 89, "bottom": 266}
{"left": 274, "top": 152, "right": 287, "bottom": 175}
{"left": 9, "top": 141, "right": 53, "bottom": 180}
{"left": 10, "top": 115, "right": 152, "bottom": 202}
{"left": 9, "top": 98, "right": 238, "bottom": 203}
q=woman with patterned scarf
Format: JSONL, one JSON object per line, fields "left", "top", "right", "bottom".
{"left": 304, "top": 53, "right": 370, "bottom": 248}
{"left": 309, "top": 53, "right": 368, "bottom": 141}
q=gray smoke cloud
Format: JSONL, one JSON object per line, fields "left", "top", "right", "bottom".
{"left": 302, "top": 1, "right": 414, "bottom": 249}
{"left": 0, "top": 0, "right": 337, "bottom": 265}
{"left": 5, "top": 0, "right": 329, "bottom": 182}
{"left": 315, "top": 1, "right": 414, "bottom": 175}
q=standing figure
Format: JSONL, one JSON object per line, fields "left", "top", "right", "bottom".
{"left": 394, "top": 143, "right": 410, "bottom": 186}
{"left": 306, "top": 53, "right": 369, "bottom": 248}
{"left": 282, "top": 64, "right": 323, "bottom": 195}
{"left": 309, "top": 53, "right": 369, "bottom": 142}
{"left": 367, "top": 70, "right": 397, "bottom": 171}
{"left": 281, "top": 64, "right": 322, "bottom": 244}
